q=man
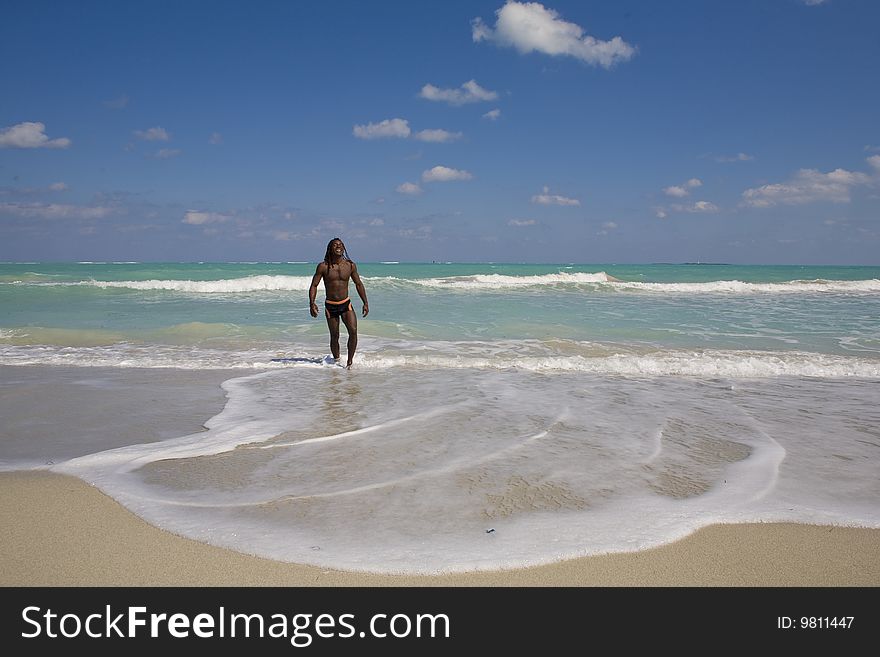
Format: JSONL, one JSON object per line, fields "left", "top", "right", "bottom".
{"left": 309, "top": 238, "right": 369, "bottom": 369}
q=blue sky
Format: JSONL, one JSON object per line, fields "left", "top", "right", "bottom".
{"left": 1, "top": 0, "right": 878, "bottom": 264}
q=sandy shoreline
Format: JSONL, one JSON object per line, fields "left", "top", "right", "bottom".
{"left": 2, "top": 470, "right": 878, "bottom": 587}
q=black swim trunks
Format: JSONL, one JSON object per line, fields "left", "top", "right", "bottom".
{"left": 325, "top": 297, "right": 352, "bottom": 318}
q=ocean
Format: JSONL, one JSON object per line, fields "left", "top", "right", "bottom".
{"left": 1, "top": 261, "right": 879, "bottom": 574}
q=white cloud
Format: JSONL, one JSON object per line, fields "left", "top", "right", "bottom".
{"left": 209, "top": 132, "right": 223, "bottom": 145}
{"left": 414, "top": 129, "right": 463, "bottom": 143}
{"left": 508, "top": 218, "right": 537, "bottom": 226}
{"left": 663, "top": 186, "right": 689, "bottom": 198}
{"left": 182, "top": 210, "right": 230, "bottom": 225}
{"left": 802, "top": 0, "right": 827, "bottom": 5}
{"left": 422, "top": 166, "right": 473, "bottom": 182}
{"left": 155, "top": 148, "right": 181, "bottom": 159}
{"left": 663, "top": 178, "right": 702, "bottom": 197}
{"left": 472, "top": 2, "right": 636, "bottom": 69}
{"left": 398, "top": 226, "right": 433, "bottom": 239}
{"left": 396, "top": 182, "right": 423, "bottom": 195}
{"left": 531, "top": 186, "right": 580, "bottom": 206}
{"left": 597, "top": 221, "right": 618, "bottom": 235}
{"left": 0, "top": 122, "right": 71, "bottom": 149}
{"left": 0, "top": 202, "right": 113, "bottom": 219}
{"left": 49, "top": 182, "right": 68, "bottom": 191}
{"left": 656, "top": 198, "right": 719, "bottom": 217}
{"left": 688, "top": 201, "right": 719, "bottom": 213}
{"left": 715, "top": 152, "right": 754, "bottom": 163}
{"left": 483, "top": 109, "right": 502, "bottom": 121}
{"left": 134, "top": 127, "right": 171, "bottom": 141}
{"left": 419, "top": 80, "right": 498, "bottom": 106}
{"left": 666, "top": 201, "right": 719, "bottom": 213}
{"left": 742, "top": 161, "right": 876, "bottom": 207}
{"left": 353, "top": 118, "right": 411, "bottom": 140}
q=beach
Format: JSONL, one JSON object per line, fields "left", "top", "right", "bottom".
{"left": 2, "top": 263, "right": 879, "bottom": 582}
{"left": 3, "top": 470, "right": 879, "bottom": 587}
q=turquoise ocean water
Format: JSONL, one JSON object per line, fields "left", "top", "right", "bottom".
{"left": 1, "top": 261, "right": 879, "bottom": 573}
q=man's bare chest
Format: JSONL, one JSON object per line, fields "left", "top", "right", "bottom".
{"left": 325, "top": 263, "right": 352, "bottom": 282}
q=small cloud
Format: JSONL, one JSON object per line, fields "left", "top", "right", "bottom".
{"left": 0, "top": 202, "right": 113, "bottom": 219}
{"left": 742, "top": 160, "right": 876, "bottom": 207}
{"left": 353, "top": 118, "right": 411, "bottom": 140}
{"left": 48, "top": 182, "right": 68, "bottom": 191}
{"left": 134, "top": 127, "right": 171, "bottom": 141}
{"left": 414, "top": 129, "right": 463, "bottom": 143}
{"left": 663, "top": 186, "right": 689, "bottom": 198}
{"left": 396, "top": 182, "right": 423, "bottom": 195}
{"left": 664, "top": 178, "right": 702, "bottom": 197}
{"left": 0, "top": 122, "right": 71, "bottom": 149}
{"left": 802, "top": 0, "right": 828, "bottom": 5}
{"left": 668, "top": 201, "right": 719, "bottom": 213}
{"left": 483, "top": 109, "right": 502, "bottom": 121}
{"left": 688, "top": 201, "right": 719, "bottom": 213}
{"left": 508, "top": 218, "right": 537, "bottom": 226}
{"left": 368, "top": 218, "right": 384, "bottom": 226}
{"left": 182, "top": 210, "right": 230, "bottom": 225}
{"left": 422, "top": 166, "right": 473, "bottom": 182}
{"left": 656, "top": 200, "right": 718, "bottom": 216}
{"left": 472, "top": 2, "right": 637, "bottom": 69}
{"left": 398, "top": 226, "right": 433, "bottom": 240}
{"left": 103, "top": 94, "right": 129, "bottom": 110}
{"left": 597, "top": 221, "right": 617, "bottom": 235}
{"left": 531, "top": 186, "right": 580, "bottom": 206}
{"left": 864, "top": 145, "right": 880, "bottom": 153}
{"left": 154, "top": 148, "right": 181, "bottom": 159}
{"left": 714, "top": 152, "right": 754, "bottom": 163}
{"left": 419, "top": 80, "right": 498, "bottom": 106}
{"left": 209, "top": 132, "right": 223, "bottom": 145}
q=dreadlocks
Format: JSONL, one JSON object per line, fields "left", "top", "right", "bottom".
{"left": 323, "top": 238, "right": 351, "bottom": 265}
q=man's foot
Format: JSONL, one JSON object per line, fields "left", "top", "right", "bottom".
{"left": 346, "top": 361, "right": 353, "bottom": 369}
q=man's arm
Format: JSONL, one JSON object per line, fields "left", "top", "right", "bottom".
{"left": 309, "top": 263, "right": 326, "bottom": 318}
{"left": 351, "top": 263, "right": 369, "bottom": 317}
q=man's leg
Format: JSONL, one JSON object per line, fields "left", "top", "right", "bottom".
{"left": 325, "top": 311, "right": 341, "bottom": 360}
{"left": 340, "top": 306, "right": 358, "bottom": 368}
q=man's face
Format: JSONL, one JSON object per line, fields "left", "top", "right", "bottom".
{"left": 331, "top": 240, "right": 345, "bottom": 256}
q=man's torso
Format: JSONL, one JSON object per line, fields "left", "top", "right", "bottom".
{"left": 323, "top": 260, "right": 352, "bottom": 301}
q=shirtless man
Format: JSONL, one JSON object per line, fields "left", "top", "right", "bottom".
{"left": 309, "top": 238, "right": 369, "bottom": 368}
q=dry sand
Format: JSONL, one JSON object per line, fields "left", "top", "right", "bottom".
{"left": 3, "top": 470, "right": 878, "bottom": 587}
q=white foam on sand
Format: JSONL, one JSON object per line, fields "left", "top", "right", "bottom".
{"left": 51, "top": 367, "right": 880, "bottom": 574}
